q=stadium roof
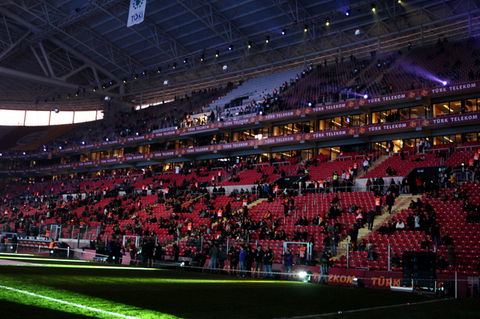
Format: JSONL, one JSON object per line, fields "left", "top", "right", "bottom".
{"left": 0, "top": 0, "right": 478, "bottom": 111}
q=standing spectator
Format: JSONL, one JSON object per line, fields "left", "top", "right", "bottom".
{"left": 330, "top": 233, "right": 339, "bottom": 256}
{"left": 229, "top": 247, "right": 239, "bottom": 276}
{"left": 283, "top": 247, "right": 294, "bottom": 280}
{"left": 386, "top": 192, "right": 395, "bottom": 213}
{"left": 318, "top": 250, "right": 330, "bottom": 284}
{"left": 145, "top": 238, "right": 155, "bottom": 267}
{"left": 363, "top": 159, "right": 370, "bottom": 173}
{"left": 209, "top": 243, "right": 219, "bottom": 273}
{"left": 218, "top": 245, "right": 226, "bottom": 271}
{"left": 447, "top": 245, "right": 456, "bottom": 267}
{"left": 367, "top": 209, "right": 375, "bottom": 231}
{"left": 253, "top": 245, "right": 265, "bottom": 278}
{"left": 246, "top": 246, "right": 255, "bottom": 277}
{"left": 238, "top": 246, "right": 247, "bottom": 277}
{"left": 263, "top": 247, "right": 274, "bottom": 279}
{"left": 349, "top": 224, "right": 359, "bottom": 245}
{"left": 11, "top": 235, "right": 18, "bottom": 253}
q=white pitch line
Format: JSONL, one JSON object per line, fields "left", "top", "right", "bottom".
{"left": 0, "top": 285, "right": 142, "bottom": 319}
{"left": 276, "top": 298, "right": 453, "bottom": 319}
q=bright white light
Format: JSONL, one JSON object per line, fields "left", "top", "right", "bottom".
{"left": 163, "top": 80, "right": 168, "bottom": 85}
{"left": 308, "top": 102, "right": 312, "bottom": 107}
{"left": 298, "top": 271, "right": 307, "bottom": 278}
{"left": 223, "top": 65, "right": 228, "bottom": 71}
{"left": 442, "top": 81, "right": 447, "bottom": 86}
{"left": 363, "top": 94, "right": 369, "bottom": 99}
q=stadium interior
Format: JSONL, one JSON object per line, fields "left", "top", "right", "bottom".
{"left": 1, "top": 0, "right": 480, "bottom": 303}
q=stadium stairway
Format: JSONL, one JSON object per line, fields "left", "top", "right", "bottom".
{"left": 334, "top": 194, "right": 422, "bottom": 258}
{"left": 356, "top": 155, "right": 389, "bottom": 179}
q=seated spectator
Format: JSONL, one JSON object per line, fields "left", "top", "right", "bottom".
{"left": 395, "top": 219, "right": 405, "bottom": 231}
{"left": 440, "top": 233, "right": 453, "bottom": 246}
{"left": 420, "top": 237, "right": 430, "bottom": 250}
{"left": 391, "top": 253, "right": 402, "bottom": 268}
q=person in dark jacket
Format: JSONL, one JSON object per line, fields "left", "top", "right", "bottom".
{"left": 253, "top": 245, "right": 265, "bottom": 278}
{"left": 229, "top": 247, "right": 239, "bottom": 276}
{"left": 263, "top": 247, "right": 274, "bottom": 279}
{"left": 245, "top": 246, "right": 255, "bottom": 277}
{"left": 367, "top": 209, "right": 375, "bottom": 231}
{"left": 145, "top": 238, "right": 155, "bottom": 267}
{"left": 209, "top": 244, "right": 219, "bottom": 273}
{"left": 283, "top": 247, "right": 294, "bottom": 280}
{"left": 386, "top": 192, "right": 395, "bottom": 213}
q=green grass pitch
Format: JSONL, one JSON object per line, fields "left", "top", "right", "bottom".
{"left": 0, "top": 254, "right": 479, "bottom": 319}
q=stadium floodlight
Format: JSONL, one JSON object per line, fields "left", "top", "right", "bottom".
{"left": 371, "top": 4, "right": 376, "bottom": 12}
{"left": 248, "top": 41, "right": 252, "bottom": 49}
{"left": 281, "top": 29, "right": 286, "bottom": 35}
{"left": 326, "top": 18, "right": 330, "bottom": 26}
{"left": 298, "top": 271, "right": 312, "bottom": 282}
{"left": 442, "top": 81, "right": 447, "bottom": 86}
{"left": 364, "top": 94, "right": 369, "bottom": 99}
{"left": 352, "top": 277, "right": 359, "bottom": 287}
{"left": 345, "top": 10, "right": 350, "bottom": 16}
{"left": 304, "top": 25, "right": 308, "bottom": 32}
{"left": 266, "top": 36, "right": 270, "bottom": 43}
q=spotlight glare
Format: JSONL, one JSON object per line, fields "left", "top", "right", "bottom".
{"left": 282, "top": 29, "right": 286, "bottom": 35}
{"left": 266, "top": 36, "right": 270, "bottom": 43}
{"left": 248, "top": 41, "right": 252, "bottom": 49}
{"left": 298, "top": 271, "right": 307, "bottom": 278}
{"left": 215, "top": 50, "right": 219, "bottom": 57}
{"left": 363, "top": 94, "right": 369, "bottom": 99}
{"left": 442, "top": 81, "right": 447, "bottom": 86}
{"left": 371, "top": 4, "right": 376, "bottom": 12}
{"left": 304, "top": 25, "right": 308, "bottom": 32}
{"left": 326, "top": 18, "right": 330, "bottom": 26}
{"left": 345, "top": 10, "right": 350, "bottom": 16}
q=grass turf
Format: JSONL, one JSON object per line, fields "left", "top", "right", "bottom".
{"left": 0, "top": 256, "right": 478, "bottom": 319}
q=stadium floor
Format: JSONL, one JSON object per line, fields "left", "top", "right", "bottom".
{"left": 0, "top": 254, "right": 478, "bottom": 319}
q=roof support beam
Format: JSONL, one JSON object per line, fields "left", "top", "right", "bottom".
{"left": 39, "top": 41, "right": 55, "bottom": 78}
{"left": 0, "top": 30, "right": 30, "bottom": 62}
{"left": 30, "top": 45, "right": 49, "bottom": 77}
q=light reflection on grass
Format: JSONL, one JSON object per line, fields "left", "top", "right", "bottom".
{"left": 0, "top": 279, "right": 179, "bottom": 319}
